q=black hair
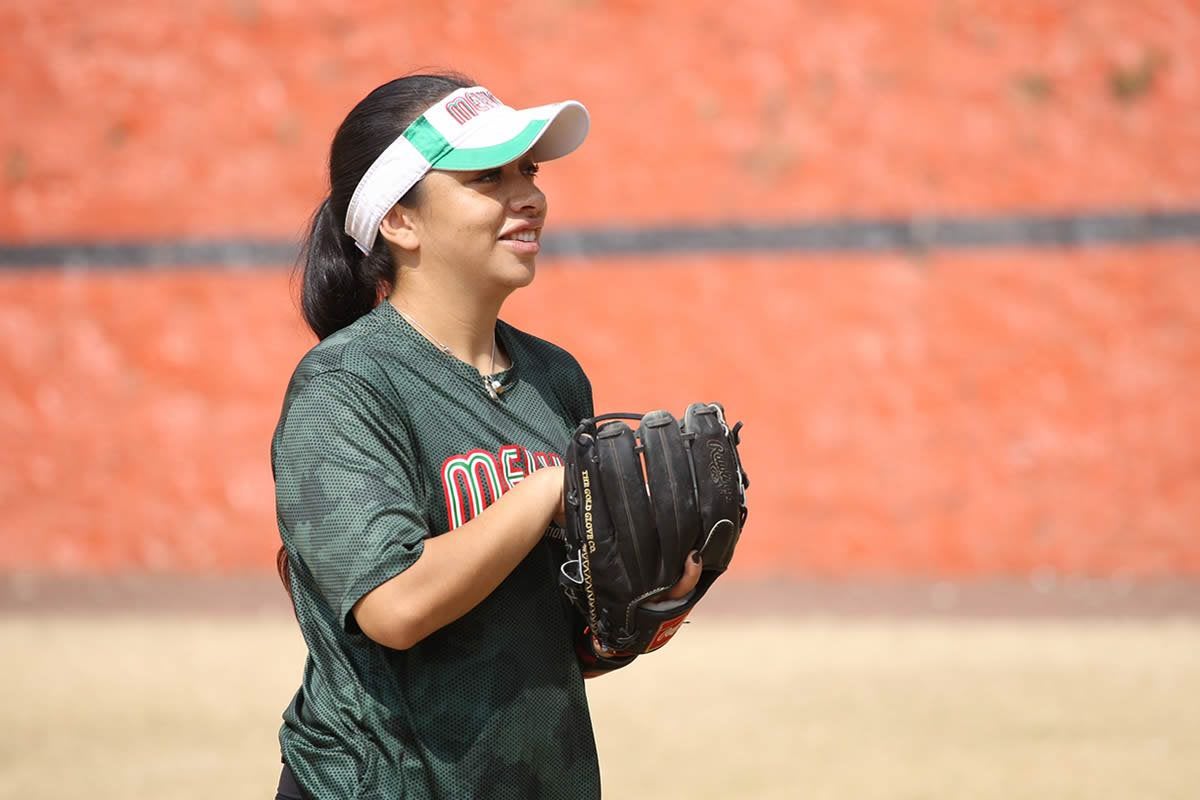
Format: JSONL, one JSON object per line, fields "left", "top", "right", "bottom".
{"left": 297, "top": 72, "right": 475, "bottom": 341}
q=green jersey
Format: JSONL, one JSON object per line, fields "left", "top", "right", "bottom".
{"left": 272, "top": 300, "right": 599, "bottom": 799}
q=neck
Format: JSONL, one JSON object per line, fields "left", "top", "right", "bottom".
{"left": 388, "top": 276, "right": 510, "bottom": 375}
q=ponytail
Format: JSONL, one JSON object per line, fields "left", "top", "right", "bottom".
{"left": 298, "top": 197, "right": 394, "bottom": 340}
{"left": 295, "top": 71, "right": 476, "bottom": 341}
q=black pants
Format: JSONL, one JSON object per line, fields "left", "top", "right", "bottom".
{"left": 275, "top": 761, "right": 305, "bottom": 800}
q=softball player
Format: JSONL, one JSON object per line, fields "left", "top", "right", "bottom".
{"left": 271, "top": 73, "right": 699, "bottom": 799}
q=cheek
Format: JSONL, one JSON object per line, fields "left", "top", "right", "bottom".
{"left": 448, "top": 197, "right": 503, "bottom": 239}
{"left": 425, "top": 216, "right": 487, "bottom": 255}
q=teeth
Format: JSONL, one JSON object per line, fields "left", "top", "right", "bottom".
{"left": 505, "top": 229, "right": 538, "bottom": 242}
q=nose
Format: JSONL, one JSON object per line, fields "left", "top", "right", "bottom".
{"left": 507, "top": 170, "right": 546, "bottom": 217}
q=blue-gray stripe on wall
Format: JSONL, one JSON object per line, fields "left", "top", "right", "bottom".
{"left": 2, "top": 208, "right": 1198, "bottom": 269}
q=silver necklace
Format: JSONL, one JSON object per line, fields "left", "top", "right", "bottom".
{"left": 397, "top": 308, "right": 507, "bottom": 401}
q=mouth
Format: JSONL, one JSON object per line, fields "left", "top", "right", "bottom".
{"left": 498, "top": 227, "right": 541, "bottom": 243}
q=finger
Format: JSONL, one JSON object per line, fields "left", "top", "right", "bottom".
{"left": 663, "top": 550, "right": 702, "bottom": 601}
{"left": 592, "top": 634, "right": 619, "bottom": 658}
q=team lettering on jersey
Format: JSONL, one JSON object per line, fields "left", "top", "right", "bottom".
{"left": 441, "top": 445, "right": 564, "bottom": 529}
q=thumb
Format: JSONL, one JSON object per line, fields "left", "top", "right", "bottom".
{"left": 663, "top": 551, "right": 703, "bottom": 601}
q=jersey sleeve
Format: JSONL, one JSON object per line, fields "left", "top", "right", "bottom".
{"left": 273, "top": 369, "right": 429, "bottom": 633}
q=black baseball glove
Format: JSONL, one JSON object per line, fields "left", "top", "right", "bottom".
{"left": 559, "top": 402, "right": 749, "bottom": 655}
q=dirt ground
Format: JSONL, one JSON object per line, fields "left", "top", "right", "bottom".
{"left": 2, "top": 613, "right": 1197, "bottom": 800}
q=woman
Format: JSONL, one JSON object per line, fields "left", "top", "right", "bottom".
{"left": 271, "top": 73, "right": 700, "bottom": 799}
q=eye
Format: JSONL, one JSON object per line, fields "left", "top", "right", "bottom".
{"left": 467, "top": 162, "right": 539, "bottom": 186}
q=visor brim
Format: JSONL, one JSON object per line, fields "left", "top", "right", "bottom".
{"left": 432, "top": 101, "right": 589, "bottom": 171}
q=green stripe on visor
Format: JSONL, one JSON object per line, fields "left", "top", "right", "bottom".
{"left": 433, "top": 119, "right": 550, "bottom": 171}
{"left": 403, "top": 116, "right": 454, "bottom": 163}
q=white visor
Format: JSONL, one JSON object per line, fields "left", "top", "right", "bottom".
{"left": 344, "top": 86, "right": 590, "bottom": 253}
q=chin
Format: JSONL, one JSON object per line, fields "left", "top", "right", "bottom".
{"left": 495, "top": 257, "right": 538, "bottom": 289}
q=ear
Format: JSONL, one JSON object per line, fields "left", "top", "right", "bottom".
{"left": 378, "top": 204, "right": 421, "bottom": 252}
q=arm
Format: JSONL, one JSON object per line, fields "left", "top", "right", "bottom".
{"left": 353, "top": 466, "right": 565, "bottom": 650}
{"left": 276, "top": 370, "right": 564, "bottom": 650}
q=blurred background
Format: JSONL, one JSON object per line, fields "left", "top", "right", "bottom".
{"left": 1, "top": 2, "right": 1198, "bottom": 798}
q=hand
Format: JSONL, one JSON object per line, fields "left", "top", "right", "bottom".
{"left": 591, "top": 550, "right": 702, "bottom": 658}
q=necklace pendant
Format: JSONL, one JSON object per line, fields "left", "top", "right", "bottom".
{"left": 485, "top": 376, "right": 501, "bottom": 401}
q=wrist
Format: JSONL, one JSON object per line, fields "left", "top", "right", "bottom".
{"left": 533, "top": 465, "right": 566, "bottom": 526}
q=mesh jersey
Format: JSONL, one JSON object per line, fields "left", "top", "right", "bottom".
{"left": 272, "top": 300, "right": 600, "bottom": 800}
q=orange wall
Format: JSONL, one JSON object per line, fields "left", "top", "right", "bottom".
{"left": 1, "top": 1, "right": 1197, "bottom": 239}
{"left": 1, "top": 2, "right": 1198, "bottom": 577}
{"left": 2, "top": 247, "right": 1197, "bottom": 577}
